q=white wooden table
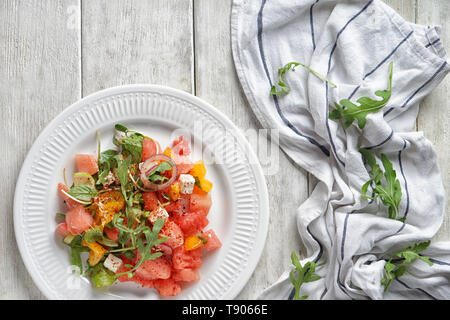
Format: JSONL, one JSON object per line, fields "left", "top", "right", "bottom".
{"left": 1, "top": 0, "right": 448, "bottom": 299}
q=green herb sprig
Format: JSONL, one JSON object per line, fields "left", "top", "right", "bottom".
{"left": 360, "top": 148, "right": 403, "bottom": 221}
{"left": 329, "top": 62, "right": 393, "bottom": 129}
{"left": 382, "top": 241, "right": 433, "bottom": 291}
{"left": 289, "top": 251, "right": 322, "bottom": 300}
{"left": 270, "top": 62, "right": 337, "bottom": 96}
{"left": 115, "top": 217, "right": 167, "bottom": 279}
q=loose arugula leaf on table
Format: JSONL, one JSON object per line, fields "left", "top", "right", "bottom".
{"left": 289, "top": 251, "right": 321, "bottom": 300}
{"left": 270, "top": 61, "right": 337, "bottom": 96}
{"left": 68, "top": 185, "right": 99, "bottom": 202}
{"left": 329, "top": 62, "right": 393, "bottom": 129}
{"left": 360, "top": 148, "right": 403, "bottom": 221}
{"left": 381, "top": 241, "right": 433, "bottom": 292}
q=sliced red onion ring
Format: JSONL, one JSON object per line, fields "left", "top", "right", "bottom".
{"left": 139, "top": 154, "right": 177, "bottom": 191}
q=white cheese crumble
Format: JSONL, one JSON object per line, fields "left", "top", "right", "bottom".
{"left": 103, "top": 254, "right": 123, "bottom": 273}
{"left": 149, "top": 206, "right": 169, "bottom": 224}
{"left": 179, "top": 174, "right": 195, "bottom": 194}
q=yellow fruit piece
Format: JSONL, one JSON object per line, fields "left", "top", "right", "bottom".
{"left": 185, "top": 235, "right": 203, "bottom": 251}
{"left": 198, "top": 177, "right": 213, "bottom": 193}
{"left": 190, "top": 160, "right": 207, "bottom": 178}
{"left": 95, "top": 190, "right": 125, "bottom": 228}
{"left": 82, "top": 240, "right": 107, "bottom": 266}
{"left": 168, "top": 182, "right": 180, "bottom": 201}
{"left": 163, "top": 147, "right": 174, "bottom": 159}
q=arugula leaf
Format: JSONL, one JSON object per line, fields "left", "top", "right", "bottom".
{"left": 116, "top": 218, "right": 167, "bottom": 278}
{"left": 381, "top": 241, "right": 433, "bottom": 292}
{"left": 68, "top": 185, "right": 99, "bottom": 202}
{"left": 289, "top": 251, "right": 321, "bottom": 300}
{"left": 115, "top": 123, "right": 128, "bottom": 133}
{"left": 88, "top": 263, "right": 118, "bottom": 288}
{"left": 115, "top": 154, "right": 133, "bottom": 204}
{"left": 147, "top": 161, "right": 172, "bottom": 184}
{"left": 360, "top": 149, "right": 402, "bottom": 221}
{"left": 271, "top": 62, "right": 337, "bottom": 96}
{"left": 97, "top": 149, "right": 118, "bottom": 185}
{"left": 270, "top": 62, "right": 337, "bottom": 95}
{"left": 120, "top": 133, "right": 144, "bottom": 163}
{"left": 329, "top": 62, "right": 393, "bottom": 129}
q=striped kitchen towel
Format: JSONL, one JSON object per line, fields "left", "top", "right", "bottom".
{"left": 231, "top": 0, "right": 450, "bottom": 299}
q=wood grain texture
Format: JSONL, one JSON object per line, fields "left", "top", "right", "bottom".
{"left": 81, "top": 0, "right": 193, "bottom": 96}
{"left": 416, "top": 0, "right": 450, "bottom": 242}
{"left": 0, "top": 0, "right": 81, "bottom": 299}
{"left": 194, "top": 0, "right": 307, "bottom": 299}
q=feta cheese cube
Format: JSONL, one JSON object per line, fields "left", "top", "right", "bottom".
{"left": 179, "top": 174, "right": 195, "bottom": 194}
{"left": 103, "top": 254, "right": 123, "bottom": 273}
{"left": 149, "top": 206, "right": 169, "bottom": 224}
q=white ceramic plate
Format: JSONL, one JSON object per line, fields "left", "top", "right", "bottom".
{"left": 14, "top": 85, "right": 269, "bottom": 300}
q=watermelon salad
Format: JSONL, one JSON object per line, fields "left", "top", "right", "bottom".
{"left": 55, "top": 124, "right": 221, "bottom": 296}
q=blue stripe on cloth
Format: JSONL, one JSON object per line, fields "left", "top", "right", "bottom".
{"left": 341, "top": 213, "right": 350, "bottom": 260}
{"left": 398, "top": 139, "right": 410, "bottom": 220}
{"left": 257, "top": 0, "right": 330, "bottom": 157}
{"left": 395, "top": 139, "right": 410, "bottom": 234}
{"left": 307, "top": 225, "right": 324, "bottom": 263}
{"left": 395, "top": 278, "right": 438, "bottom": 300}
{"left": 325, "top": 0, "right": 374, "bottom": 167}
{"left": 310, "top": 0, "right": 320, "bottom": 50}
{"left": 362, "top": 129, "right": 394, "bottom": 150}
{"left": 348, "top": 31, "right": 413, "bottom": 104}
{"left": 384, "top": 61, "right": 448, "bottom": 116}
{"left": 364, "top": 31, "right": 413, "bottom": 80}
{"left": 428, "top": 257, "right": 450, "bottom": 266}
{"left": 425, "top": 38, "right": 440, "bottom": 48}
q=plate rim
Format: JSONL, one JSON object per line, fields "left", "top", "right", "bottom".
{"left": 13, "top": 84, "right": 269, "bottom": 300}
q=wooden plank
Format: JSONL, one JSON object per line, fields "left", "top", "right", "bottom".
{"left": 194, "top": 0, "right": 308, "bottom": 299}
{"left": 382, "top": 0, "right": 416, "bottom": 22}
{"left": 81, "top": 0, "right": 193, "bottom": 96}
{"left": 0, "top": 0, "right": 81, "bottom": 299}
{"left": 416, "top": 0, "right": 450, "bottom": 242}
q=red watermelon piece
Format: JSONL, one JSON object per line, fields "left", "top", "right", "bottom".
{"left": 75, "top": 154, "right": 99, "bottom": 175}
{"left": 58, "top": 183, "right": 81, "bottom": 210}
{"left": 142, "top": 138, "right": 158, "bottom": 161}
{"left": 172, "top": 268, "right": 200, "bottom": 282}
{"left": 135, "top": 257, "right": 171, "bottom": 280}
{"left": 173, "top": 154, "right": 194, "bottom": 174}
{"left": 172, "top": 246, "right": 202, "bottom": 270}
{"left": 142, "top": 192, "right": 158, "bottom": 211}
{"left": 172, "top": 136, "right": 191, "bottom": 156}
{"left": 201, "top": 229, "right": 222, "bottom": 251}
{"left": 104, "top": 226, "right": 119, "bottom": 243}
{"left": 65, "top": 206, "right": 94, "bottom": 235}
{"left": 153, "top": 278, "right": 182, "bottom": 296}
{"left": 160, "top": 220, "right": 184, "bottom": 248}
{"left": 55, "top": 222, "right": 70, "bottom": 238}
{"left": 190, "top": 193, "right": 212, "bottom": 216}
{"left": 174, "top": 211, "right": 209, "bottom": 237}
